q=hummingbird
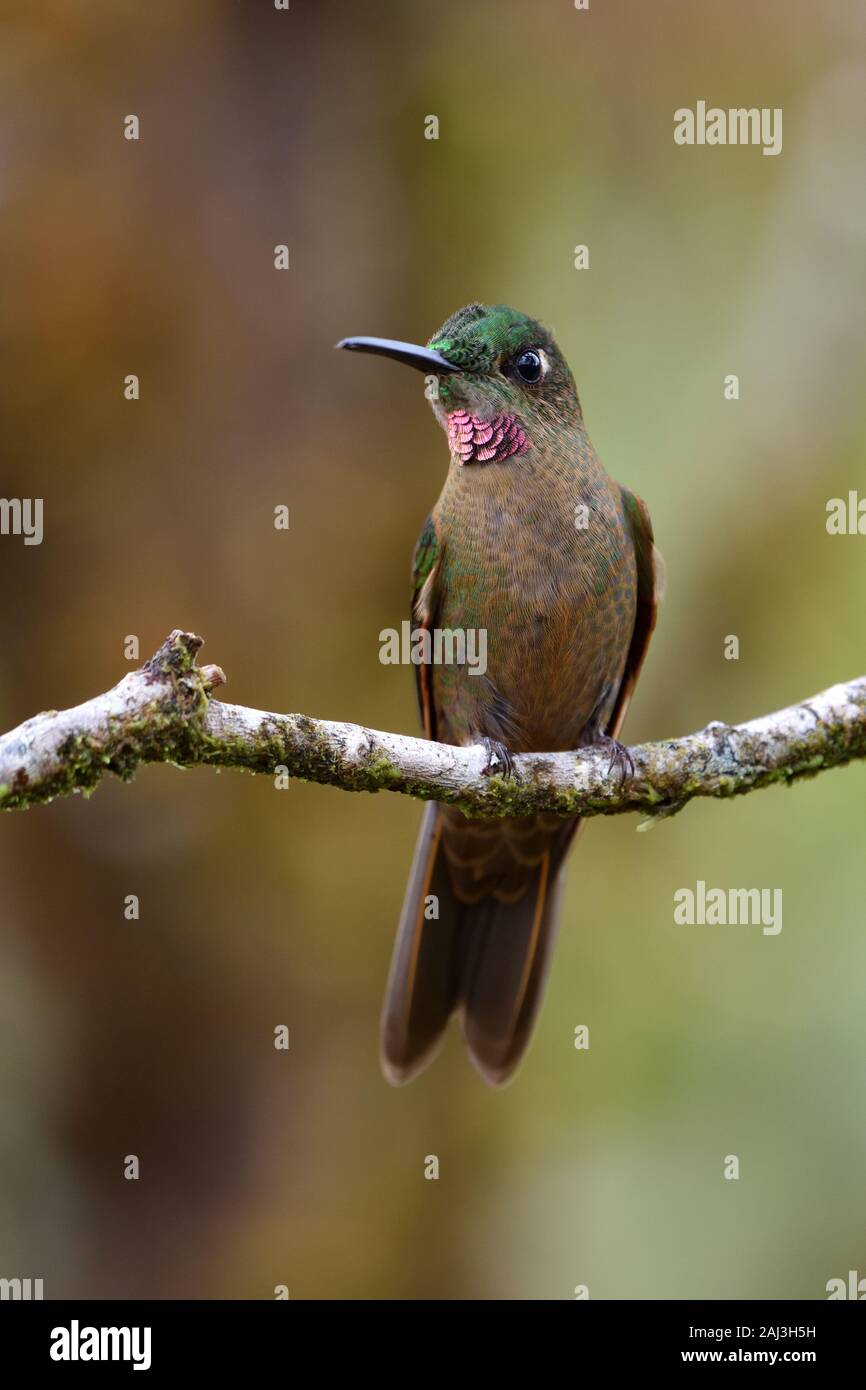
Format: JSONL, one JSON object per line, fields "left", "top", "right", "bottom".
{"left": 338, "top": 303, "right": 662, "bottom": 1086}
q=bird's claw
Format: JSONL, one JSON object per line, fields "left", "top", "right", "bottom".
{"left": 594, "top": 734, "right": 634, "bottom": 784}
{"left": 481, "top": 737, "right": 517, "bottom": 780}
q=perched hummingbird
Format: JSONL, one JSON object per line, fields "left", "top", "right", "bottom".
{"left": 338, "top": 304, "right": 662, "bottom": 1086}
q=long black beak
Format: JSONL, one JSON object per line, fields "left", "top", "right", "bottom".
{"left": 335, "top": 335, "right": 461, "bottom": 374}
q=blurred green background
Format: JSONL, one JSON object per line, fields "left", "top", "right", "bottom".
{"left": 1, "top": 0, "right": 865, "bottom": 1299}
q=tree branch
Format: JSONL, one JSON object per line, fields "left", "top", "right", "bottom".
{"left": 1, "top": 629, "right": 864, "bottom": 820}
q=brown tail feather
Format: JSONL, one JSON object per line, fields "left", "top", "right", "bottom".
{"left": 459, "top": 822, "right": 578, "bottom": 1085}
{"left": 381, "top": 806, "right": 580, "bottom": 1086}
{"left": 380, "top": 804, "right": 462, "bottom": 1085}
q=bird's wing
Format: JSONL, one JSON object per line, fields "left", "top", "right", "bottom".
{"left": 608, "top": 486, "right": 664, "bottom": 740}
{"left": 410, "top": 514, "right": 443, "bottom": 741}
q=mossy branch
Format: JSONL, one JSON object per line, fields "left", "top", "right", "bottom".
{"left": 1, "top": 629, "right": 864, "bottom": 819}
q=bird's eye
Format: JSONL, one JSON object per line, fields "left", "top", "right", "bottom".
{"left": 513, "top": 348, "right": 543, "bottom": 384}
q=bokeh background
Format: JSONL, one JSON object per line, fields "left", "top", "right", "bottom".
{"left": 1, "top": 0, "right": 865, "bottom": 1300}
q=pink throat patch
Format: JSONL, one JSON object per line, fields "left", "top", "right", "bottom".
{"left": 447, "top": 409, "right": 529, "bottom": 465}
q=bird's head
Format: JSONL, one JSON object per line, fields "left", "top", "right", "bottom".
{"left": 338, "top": 303, "right": 582, "bottom": 466}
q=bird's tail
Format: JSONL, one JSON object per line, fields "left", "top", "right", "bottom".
{"left": 381, "top": 804, "right": 579, "bottom": 1085}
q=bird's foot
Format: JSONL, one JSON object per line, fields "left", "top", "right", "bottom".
{"left": 481, "top": 737, "right": 517, "bottom": 780}
{"left": 593, "top": 733, "right": 634, "bottom": 784}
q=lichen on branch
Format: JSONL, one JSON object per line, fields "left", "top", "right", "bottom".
{"left": 1, "top": 629, "right": 864, "bottom": 819}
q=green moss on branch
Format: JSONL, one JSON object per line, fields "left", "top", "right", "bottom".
{"left": 2, "top": 629, "right": 865, "bottom": 821}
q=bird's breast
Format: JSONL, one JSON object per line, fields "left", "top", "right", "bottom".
{"left": 430, "top": 454, "right": 637, "bottom": 751}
